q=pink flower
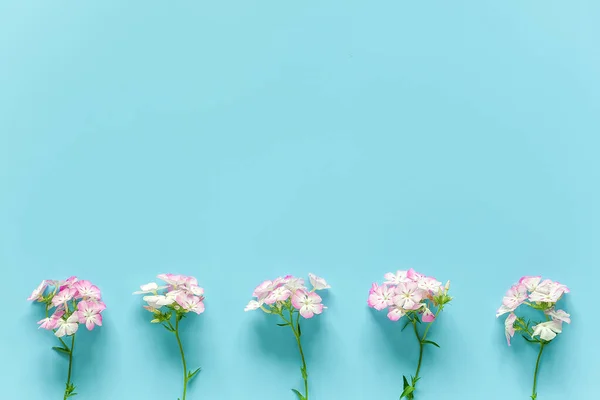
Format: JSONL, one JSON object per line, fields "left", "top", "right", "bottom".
{"left": 76, "top": 301, "right": 104, "bottom": 330}
{"left": 292, "top": 290, "right": 324, "bottom": 319}
{"left": 384, "top": 270, "right": 409, "bottom": 285}
{"left": 74, "top": 280, "right": 102, "bottom": 300}
{"left": 519, "top": 276, "right": 541, "bottom": 292}
{"left": 546, "top": 308, "right": 571, "bottom": 324}
{"left": 52, "top": 288, "right": 77, "bottom": 307}
{"left": 59, "top": 276, "right": 78, "bottom": 290}
{"left": 505, "top": 313, "right": 517, "bottom": 346}
{"left": 157, "top": 273, "right": 188, "bottom": 289}
{"left": 387, "top": 305, "right": 406, "bottom": 321}
{"left": 264, "top": 286, "right": 292, "bottom": 305}
{"left": 28, "top": 280, "right": 48, "bottom": 301}
{"left": 284, "top": 276, "right": 306, "bottom": 293}
{"left": 422, "top": 307, "right": 436, "bottom": 323}
{"left": 417, "top": 277, "right": 443, "bottom": 294}
{"left": 529, "top": 280, "right": 567, "bottom": 303}
{"left": 502, "top": 284, "right": 528, "bottom": 310}
{"left": 406, "top": 268, "right": 424, "bottom": 282}
{"left": 176, "top": 293, "right": 205, "bottom": 315}
{"left": 393, "top": 281, "right": 423, "bottom": 310}
{"left": 38, "top": 310, "right": 65, "bottom": 330}
{"left": 368, "top": 283, "right": 395, "bottom": 311}
{"left": 55, "top": 314, "right": 79, "bottom": 337}
{"left": 253, "top": 280, "right": 276, "bottom": 300}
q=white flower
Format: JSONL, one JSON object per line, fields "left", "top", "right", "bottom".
{"left": 143, "top": 295, "right": 175, "bottom": 309}
{"left": 244, "top": 300, "right": 262, "bottom": 312}
{"left": 55, "top": 314, "right": 79, "bottom": 337}
{"left": 532, "top": 320, "right": 563, "bottom": 341}
{"left": 308, "top": 273, "right": 330, "bottom": 291}
{"left": 133, "top": 282, "right": 164, "bottom": 295}
{"left": 546, "top": 308, "right": 571, "bottom": 324}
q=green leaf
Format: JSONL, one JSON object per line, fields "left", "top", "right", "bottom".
{"left": 300, "top": 366, "right": 308, "bottom": 380}
{"left": 403, "top": 375, "right": 409, "bottom": 389}
{"left": 400, "top": 385, "right": 415, "bottom": 398}
{"left": 162, "top": 324, "right": 174, "bottom": 332}
{"left": 401, "top": 321, "right": 411, "bottom": 332}
{"left": 422, "top": 340, "right": 440, "bottom": 348}
{"left": 52, "top": 346, "right": 71, "bottom": 355}
{"left": 276, "top": 323, "right": 289, "bottom": 327}
{"left": 291, "top": 388, "right": 305, "bottom": 400}
{"left": 297, "top": 323, "right": 302, "bottom": 336}
{"left": 522, "top": 334, "right": 538, "bottom": 343}
{"left": 188, "top": 367, "right": 201, "bottom": 381}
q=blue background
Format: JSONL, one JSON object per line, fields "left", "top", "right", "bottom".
{"left": 1, "top": 1, "right": 598, "bottom": 399}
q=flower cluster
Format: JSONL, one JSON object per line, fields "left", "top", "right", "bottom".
{"left": 497, "top": 276, "right": 571, "bottom": 345}
{"left": 245, "top": 273, "right": 330, "bottom": 318}
{"left": 28, "top": 276, "right": 105, "bottom": 399}
{"left": 134, "top": 273, "right": 205, "bottom": 400}
{"left": 134, "top": 273, "right": 205, "bottom": 320}
{"left": 368, "top": 269, "right": 452, "bottom": 400}
{"left": 368, "top": 268, "right": 451, "bottom": 323}
{"left": 28, "top": 277, "right": 106, "bottom": 337}
{"left": 245, "top": 273, "right": 330, "bottom": 400}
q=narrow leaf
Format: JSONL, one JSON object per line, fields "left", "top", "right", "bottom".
{"left": 403, "top": 375, "right": 409, "bottom": 389}
{"left": 401, "top": 321, "right": 411, "bottom": 332}
{"left": 52, "top": 346, "right": 71, "bottom": 355}
{"left": 422, "top": 340, "right": 440, "bottom": 348}
{"left": 522, "top": 334, "right": 537, "bottom": 343}
{"left": 400, "top": 386, "right": 415, "bottom": 398}
{"left": 297, "top": 323, "right": 302, "bottom": 336}
{"left": 276, "top": 323, "right": 289, "bottom": 327}
{"left": 188, "top": 367, "right": 201, "bottom": 381}
{"left": 291, "top": 388, "right": 305, "bottom": 400}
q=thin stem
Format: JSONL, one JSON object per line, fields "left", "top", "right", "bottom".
{"left": 531, "top": 343, "right": 545, "bottom": 399}
{"left": 174, "top": 317, "right": 188, "bottom": 400}
{"left": 412, "top": 320, "right": 424, "bottom": 381}
{"left": 63, "top": 334, "right": 75, "bottom": 400}
{"left": 284, "top": 309, "right": 309, "bottom": 400}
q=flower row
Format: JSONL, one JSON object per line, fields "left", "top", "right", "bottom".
{"left": 29, "top": 271, "right": 570, "bottom": 400}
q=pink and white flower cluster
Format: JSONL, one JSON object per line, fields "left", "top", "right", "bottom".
{"left": 28, "top": 277, "right": 106, "bottom": 337}
{"left": 368, "top": 268, "right": 451, "bottom": 322}
{"left": 245, "top": 273, "right": 330, "bottom": 319}
{"left": 134, "top": 273, "right": 205, "bottom": 318}
{"left": 497, "top": 276, "right": 571, "bottom": 345}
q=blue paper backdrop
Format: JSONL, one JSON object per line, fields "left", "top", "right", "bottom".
{"left": 1, "top": 1, "right": 599, "bottom": 399}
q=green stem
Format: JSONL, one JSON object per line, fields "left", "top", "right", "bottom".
{"left": 284, "top": 309, "right": 309, "bottom": 400}
{"left": 531, "top": 343, "right": 545, "bottom": 399}
{"left": 174, "top": 317, "right": 188, "bottom": 400}
{"left": 63, "top": 334, "right": 75, "bottom": 400}
{"left": 412, "top": 320, "right": 424, "bottom": 381}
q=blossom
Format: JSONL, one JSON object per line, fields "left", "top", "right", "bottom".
{"left": 529, "top": 280, "right": 567, "bottom": 303}
{"left": 387, "top": 305, "right": 405, "bottom": 321}
{"left": 244, "top": 300, "right": 263, "bottom": 312}
{"left": 384, "top": 270, "right": 409, "bottom": 285}
{"left": 532, "top": 320, "right": 563, "bottom": 341}
{"left": 501, "top": 284, "right": 528, "bottom": 310}
{"left": 367, "top": 283, "right": 394, "bottom": 311}
{"left": 133, "top": 282, "right": 162, "bottom": 295}
{"left": 505, "top": 313, "right": 517, "bottom": 346}
{"left": 28, "top": 280, "right": 48, "bottom": 301}
{"left": 143, "top": 294, "right": 175, "bottom": 309}
{"left": 417, "top": 277, "right": 442, "bottom": 294}
{"left": 393, "top": 281, "right": 423, "bottom": 310}
{"left": 284, "top": 276, "right": 306, "bottom": 293}
{"left": 55, "top": 314, "right": 80, "bottom": 337}
{"left": 253, "top": 280, "right": 276, "bottom": 300}
{"left": 265, "top": 286, "right": 292, "bottom": 305}
{"left": 74, "top": 280, "right": 102, "bottom": 300}
{"left": 176, "top": 293, "right": 205, "bottom": 315}
{"left": 308, "top": 273, "right": 331, "bottom": 291}
{"left": 52, "top": 288, "right": 77, "bottom": 307}
{"left": 38, "top": 310, "right": 65, "bottom": 330}
{"left": 292, "top": 290, "right": 324, "bottom": 319}
{"left": 546, "top": 308, "right": 571, "bottom": 324}
{"left": 422, "top": 307, "right": 436, "bottom": 323}
{"left": 519, "top": 276, "right": 541, "bottom": 292}
{"left": 77, "top": 301, "right": 104, "bottom": 330}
